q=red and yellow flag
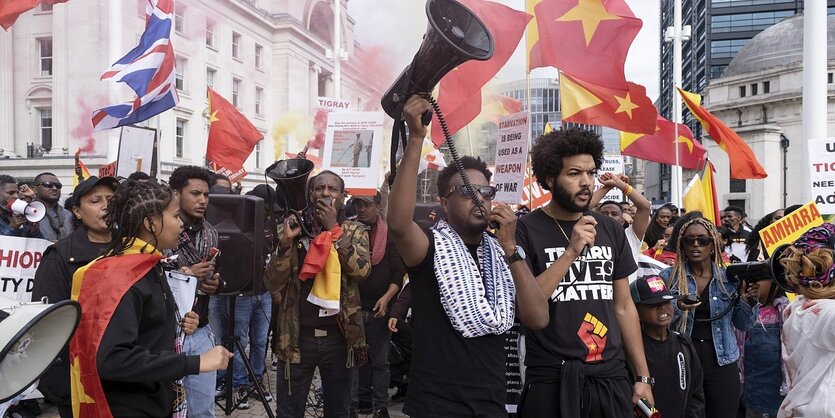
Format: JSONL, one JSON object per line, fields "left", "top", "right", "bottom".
{"left": 207, "top": 87, "right": 263, "bottom": 182}
{"left": 560, "top": 72, "right": 657, "bottom": 134}
{"left": 1, "top": 0, "right": 67, "bottom": 30}
{"left": 683, "top": 161, "right": 721, "bottom": 225}
{"left": 678, "top": 87, "right": 767, "bottom": 179}
{"left": 72, "top": 149, "right": 91, "bottom": 190}
{"left": 430, "top": 0, "right": 531, "bottom": 147}
{"left": 530, "top": 0, "right": 641, "bottom": 88}
{"left": 70, "top": 240, "right": 162, "bottom": 418}
{"left": 620, "top": 116, "right": 706, "bottom": 169}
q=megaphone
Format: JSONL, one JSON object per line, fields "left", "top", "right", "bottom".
{"left": 0, "top": 295, "right": 81, "bottom": 403}
{"left": 380, "top": 0, "right": 494, "bottom": 120}
{"left": 7, "top": 199, "right": 46, "bottom": 223}
{"left": 266, "top": 158, "right": 316, "bottom": 237}
{"left": 725, "top": 244, "right": 796, "bottom": 293}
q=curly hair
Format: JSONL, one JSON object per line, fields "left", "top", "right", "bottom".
{"left": 436, "top": 156, "right": 492, "bottom": 198}
{"left": 781, "top": 247, "right": 835, "bottom": 300}
{"left": 168, "top": 166, "right": 213, "bottom": 191}
{"left": 530, "top": 127, "right": 604, "bottom": 191}
{"left": 103, "top": 179, "right": 174, "bottom": 256}
{"left": 669, "top": 217, "right": 730, "bottom": 332}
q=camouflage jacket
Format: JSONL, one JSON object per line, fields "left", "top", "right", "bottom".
{"left": 265, "top": 220, "right": 371, "bottom": 366}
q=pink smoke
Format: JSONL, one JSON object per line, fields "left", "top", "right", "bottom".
{"left": 71, "top": 97, "right": 99, "bottom": 154}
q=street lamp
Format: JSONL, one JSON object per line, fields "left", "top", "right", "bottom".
{"left": 780, "top": 134, "right": 790, "bottom": 208}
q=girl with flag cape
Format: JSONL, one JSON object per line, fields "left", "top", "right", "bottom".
{"left": 69, "top": 179, "right": 233, "bottom": 418}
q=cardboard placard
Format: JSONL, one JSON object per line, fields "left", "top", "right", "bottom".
{"left": 116, "top": 126, "right": 158, "bottom": 178}
{"left": 322, "top": 111, "right": 384, "bottom": 195}
{"left": 759, "top": 201, "right": 824, "bottom": 256}
{"left": 0, "top": 236, "right": 52, "bottom": 302}
{"left": 809, "top": 138, "right": 835, "bottom": 215}
{"left": 493, "top": 112, "right": 530, "bottom": 204}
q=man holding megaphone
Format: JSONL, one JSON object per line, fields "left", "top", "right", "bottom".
{"left": 0, "top": 174, "right": 43, "bottom": 238}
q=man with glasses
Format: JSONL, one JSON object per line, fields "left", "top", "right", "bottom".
{"left": 0, "top": 174, "right": 42, "bottom": 238}
{"left": 387, "top": 96, "right": 549, "bottom": 417}
{"left": 514, "top": 128, "right": 653, "bottom": 417}
{"left": 34, "top": 172, "right": 73, "bottom": 242}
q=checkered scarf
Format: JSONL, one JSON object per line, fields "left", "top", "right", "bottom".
{"left": 431, "top": 220, "right": 516, "bottom": 338}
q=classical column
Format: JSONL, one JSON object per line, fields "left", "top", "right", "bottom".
{"left": 0, "top": 28, "right": 17, "bottom": 157}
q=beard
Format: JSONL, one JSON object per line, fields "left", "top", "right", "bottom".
{"left": 551, "top": 182, "right": 590, "bottom": 213}
{"left": 447, "top": 207, "right": 488, "bottom": 237}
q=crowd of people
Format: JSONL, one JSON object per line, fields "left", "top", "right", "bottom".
{"left": 1, "top": 95, "right": 833, "bottom": 418}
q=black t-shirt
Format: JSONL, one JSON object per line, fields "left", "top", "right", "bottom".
{"left": 403, "top": 228, "right": 507, "bottom": 418}
{"left": 516, "top": 209, "right": 637, "bottom": 367}
{"left": 643, "top": 332, "right": 689, "bottom": 418}
{"left": 358, "top": 232, "right": 406, "bottom": 311}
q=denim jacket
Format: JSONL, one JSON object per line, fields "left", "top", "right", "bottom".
{"left": 660, "top": 264, "right": 759, "bottom": 366}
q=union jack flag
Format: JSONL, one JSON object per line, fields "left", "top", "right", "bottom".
{"left": 92, "top": 0, "right": 178, "bottom": 130}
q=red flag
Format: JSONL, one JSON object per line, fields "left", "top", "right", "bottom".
{"left": 0, "top": 0, "right": 68, "bottom": 30}
{"left": 678, "top": 88, "right": 767, "bottom": 179}
{"left": 532, "top": 0, "right": 641, "bottom": 89}
{"left": 430, "top": 0, "right": 532, "bottom": 147}
{"left": 207, "top": 87, "right": 263, "bottom": 182}
{"left": 560, "top": 72, "right": 657, "bottom": 134}
{"left": 620, "top": 116, "right": 706, "bottom": 169}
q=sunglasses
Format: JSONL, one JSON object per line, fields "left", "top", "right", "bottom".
{"left": 37, "top": 181, "right": 62, "bottom": 190}
{"left": 444, "top": 185, "right": 497, "bottom": 200}
{"left": 682, "top": 236, "right": 713, "bottom": 247}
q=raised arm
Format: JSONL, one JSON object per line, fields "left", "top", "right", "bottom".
{"left": 387, "top": 96, "right": 432, "bottom": 268}
{"left": 617, "top": 174, "right": 651, "bottom": 240}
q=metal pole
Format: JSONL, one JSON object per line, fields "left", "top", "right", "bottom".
{"left": 802, "top": 2, "right": 826, "bottom": 203}
{"left": 333, "top": 0, "right": 341, "bottom": 98}
{"left": 671, "top": 0, "right": 683, "bottom": 208}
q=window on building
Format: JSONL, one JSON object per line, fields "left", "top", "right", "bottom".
{"left": 739, "top": 85, "right": 746, "bottom": 98}
{"left": 39, "top": 38, "right": 52, "bottom": 76}
{"left": 232, "top": 32, "right": 241, "bottom": 59}
{"left": 175, "top": 118, "right": 186, "bottom": 158}
{"left": 711, "top": 10, "right": 794, "bottom": 33}
{"left": 39, "top": 108, "right": 52, "bottom": 150}
{"left": 255, "top": 87, "right": 263, "bottom": 115}
{"left": 255, "top": 44, "right": 263, "bottom": 69}
{"left": 729, "top": 179, "right": 746, "bottom": 193}
{"left": 255, "top": 140, "right": 262, "bottom": 169}
{"left": 175, "top": 56, "right": 186, "bottom": 91}
{"left": 728, "top": 199, "right": 746, "bottom": 214}
{"left": 205, "top": 20, "right": 215, "bottom": 48}
{"left": 41, "top": 2, "right": 53, "bottom": 11}
{"left": 829, "top": 73, "right": 833, "bottom": 84}
{"left": 763, "top": 80, "right": 770, "bottom": 93}
{"left": 710, "top": 39, "right": 749, "bottom": 59}
{"left": 174, "top": 4, "right": 185, "bottom": 33}
{"left": 232, "top": 78, "right": 241, "bottom": 108}
{"left": 138, "top": 0, "right": 147, "bottom": 16}
{"left": 206, "top": 68, "right": 215, "bottom": 89}
{"left": 712, "top": 0, "right": 795, "bottom": 7}
{"left": 750, "top": 83, "right": 758, "bottom": 95}
{"left": 318, "top": 71, "right": 329, "bottom": 96}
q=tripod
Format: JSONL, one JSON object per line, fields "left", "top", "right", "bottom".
{"left": 216, "top": 295, "right": 276, "bottom": 418}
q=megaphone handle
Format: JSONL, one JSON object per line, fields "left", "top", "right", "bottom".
{"left": 420, "top": 110, "right": 432, "bottom": 126}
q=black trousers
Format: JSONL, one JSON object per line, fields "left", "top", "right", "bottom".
{"left": 693, "top": 338, "right": 740, "bottom": 418}
{"left": 517, "top": 378, "right": 632, "bottom": 418}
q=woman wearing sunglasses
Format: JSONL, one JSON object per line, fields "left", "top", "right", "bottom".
{"left": 659, "top": 217, "right": 759, "bottom": 418}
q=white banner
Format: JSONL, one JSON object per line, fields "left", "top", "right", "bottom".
{"left": 116, "top": 126, "right": 157, "bottom": 178}
{"left": 322, "top": 111, "right": 385, "bottom": 194}
{"left": 0, "top": 236, "right": 52, "bottom": 302}
{"left": 808, "top": 138, "right": 835, "bottom": 215}
{"left": 493, "top": 111, "right": 530, "bottom": 204}
{"left": 595, "top": 154, "right": 625, "bottom": 202}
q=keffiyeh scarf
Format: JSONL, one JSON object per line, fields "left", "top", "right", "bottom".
{"left": 431, "top": 220, "right": 516, "bottom": 338}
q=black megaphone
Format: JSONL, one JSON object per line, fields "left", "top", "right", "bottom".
{"left": 266, "top": 158, "right": 316, "bottom": 237}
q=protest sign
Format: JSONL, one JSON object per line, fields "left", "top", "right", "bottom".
{"left": 116, "top": 125, "right": 158, "bottom": 178}
{"left": 594, "top": 154, "right": 624, "bottom": 202}
{"left": 493, "top": 112, "right": 530, "bottom": 204}
{"left": 759, "top": 201, "right": 824, "bottom": 256}
{"left": 809, "top": 138, "right": 835, "bottom": 215}
{"left": 0, "top": 236, "right": 52, "bottom": 302}
{"left": 322, "top": 111, "right": 385, "bottom": 195}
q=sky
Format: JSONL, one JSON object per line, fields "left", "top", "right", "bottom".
{"left": 346, "top": 0, "right": 662, "bottom": 101}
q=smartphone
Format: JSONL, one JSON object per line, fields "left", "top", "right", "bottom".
{"left": 684, "top": 294, "right": 701, "bottom": 305}
{"left": 205, "top": 247, "right": 220, "bottom": 263}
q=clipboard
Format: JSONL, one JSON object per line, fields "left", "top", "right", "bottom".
{"left": 166, "top": 270, "right": 198, "bottom": 319}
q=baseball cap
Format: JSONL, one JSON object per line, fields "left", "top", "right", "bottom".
{"left": 351, "top": 191, "right": 381, "bottom": 205}
{"left": 630, "top": 275, "right": 681, "bottom": 305}
{"left": 69, "top": 176, "right": 119, "bottom": 207}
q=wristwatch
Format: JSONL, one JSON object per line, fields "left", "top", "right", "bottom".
{"left": 503, "top": 245, "right": 526, "bottom": 265}
{"left": 635, "top": 375, "right": 655, "bottom": 387}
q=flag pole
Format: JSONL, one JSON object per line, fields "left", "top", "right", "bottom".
{"left": 525, "top": 8, "right": 534, "bottom": 210}
{"left": 670, "top": 0, "right": 684, "bottom": 209}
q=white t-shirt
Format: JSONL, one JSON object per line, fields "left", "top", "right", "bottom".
{"left": 779, "top": 297, "right": 835, "bottom": 417}
{"left": 625, "top": 225, "right": 668, "bottom": 283}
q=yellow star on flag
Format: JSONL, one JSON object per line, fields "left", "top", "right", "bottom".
{"left": 556, "top": 0, "right": 622, "bottom": 46}
{"left": 614, "top": 93, "right": 639, "bottom": 119}
{"left": 208, "top": 110, "right": 220, "bottom": 125}
{"left": 674, "top": 134, "right": 695, "bottom": 153}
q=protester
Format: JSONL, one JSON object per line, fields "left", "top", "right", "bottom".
{"left": 644, "top": 225, "right": 676, "bottom": 266}
{"left": 69, "top": 179, "right": 232, "bottom": 417}
{"left": 0, "top": 174, "right": 42, "bottom": 238}
{"left": 387, "top": 281, "right": 412, "bottom": 403}
{"left": 127, "top": 171, "right": 151, "bottom": 181}
{"left": 33, "top": 172, "right": 74, "bottom": 241}
{"left": 778, "top": 223, "right": 835, "bottom": 418}
{"left": 213, "top": 173, "right": 233, "bottom": 193}
{"left": 265, "top": 169, "right": 371, "bottom": 417}
{"left": 630, "top": 275, "right": 705, "bottom": 418}
{"left": 660, "top": 217, "right": 759, "bottom": 418}
{"left": 644, "top": 204, "right": 675, "bottom": 249}
{"left": 166, "top": 166, "right": 223, "bottom": 416}
{"left": 387, "top": 96, "right": 548, "bottom": 418}
{"left": 350, "top": 191, "right": 405, "bottom": 418}
{"left": 515, "top": 127, "right": 652, "bottom": 417}
{"left": 716, "top": 226, "right": 742, "bottom": 264}
{"left": 721, "top": 206, "right": 751, "bottom": 261}
{"left": 30, "top": 176, "right": 118, "bottom": 418}
{"left": 17, "top": 180, "right": 36, "bottom": 201}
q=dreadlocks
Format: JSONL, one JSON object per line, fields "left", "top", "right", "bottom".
{"left": 670, "top": 217, "right": 730, "bottom": 332}
{"left": 103, "top": 179, "right": 174, "bottom": 256}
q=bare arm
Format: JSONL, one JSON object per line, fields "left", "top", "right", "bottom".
{"left": 387, "top": 96, "right": 433, "bottom": 267}
{"left": 613, "top": 278, "right": 654, "bottom": 406}
{"left": 618, "top": 174, "right": 651, "bottom": 241}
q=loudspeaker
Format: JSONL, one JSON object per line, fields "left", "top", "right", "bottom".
{"left": 205, "top": 195, "right": 265, "bottom": 296}
{"left": 381, "top": 0, "right": 494, "bottom": 119}
{"left": 7, "top": 199, "right": 46, "bottom": 223}
{"left": 0, "top": 296, "right": 81, "bottom": 403}
{"left": 266, "top": 159, "right": 315, "bottom": 213}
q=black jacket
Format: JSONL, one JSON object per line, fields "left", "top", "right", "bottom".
{"left": 31, "top": 226, "right": 109, "bottom": 406}
{"left": 97, "top": 264, "right": 201, "bottom": 417}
